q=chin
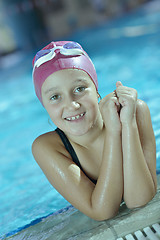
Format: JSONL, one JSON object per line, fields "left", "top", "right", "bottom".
{"left": 57, "top": 119, "right": 95, "bottom": 136}
{"left": 67, "top": 129, "right": 88, "bottom": 136}
{"left": 63, "top": 124, "right": 92, "bottom": 136}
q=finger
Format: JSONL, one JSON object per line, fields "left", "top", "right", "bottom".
{"left": 111, "top": 97, "right": 121, "bottom": 113}
{"left": 116, "top": 89, "right": 137, "bottom": 100}
{"left": 113, "top": 90, "right": 117, "bottom": 97}
{"left": 116, "top": 81, "right": 123, "bottom": 88}
{"left": 111, "top": 96, "right": 120, "bottom": 106}
{"left": 116, "top": 87, "right": 133, "bottom": 98}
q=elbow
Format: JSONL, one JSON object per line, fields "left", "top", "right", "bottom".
{"left": 93, "top": 211, "right": 118, "bottom": 221}
{"left": 126, "top": 191, "right": 157, "bottom": 209}
{"left": 125, "top": 182, "right": 157, "bottom": 210}
{"left": 127, "top": 201, "right": 147, "bottom": 210}
{"left": 90, "top": 197, "right": 122, "bottom": 222}
{"left": 90, "top": 206, "right": 120, "bottom": 221}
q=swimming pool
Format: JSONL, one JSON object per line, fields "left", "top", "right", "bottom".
{"left": 1, "top": 1, "right": 160, "bottom": 238}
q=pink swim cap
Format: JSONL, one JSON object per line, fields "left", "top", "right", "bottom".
{"left": 32, "top": 41, "right": 98, "bottom": 105}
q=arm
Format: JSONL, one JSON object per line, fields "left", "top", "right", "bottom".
{"left": 116, "top": 82, "right": 157, "bottom": 208}
{"left": 32, "top": 95, "right": 123, "bottom": 221}
{"left": 93, "top": 93, "right": 123, "bottom": 218}
{"left": 91, "top": 129, "right": 123, "bottom": 219}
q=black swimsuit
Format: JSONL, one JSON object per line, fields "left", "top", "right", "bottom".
{"left": 55, "top": 128, "right": 97, "bottom": 184}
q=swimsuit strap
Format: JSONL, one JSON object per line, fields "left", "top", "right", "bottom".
{"left": 55, "top": 128, "right": 82, "bottom": 169}
{"left": 55, "top": 128, "right": 97, "bottom": 184}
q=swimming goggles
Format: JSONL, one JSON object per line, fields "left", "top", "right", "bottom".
{"left": 33, "top": 41, "right": 87, "bottom": 69}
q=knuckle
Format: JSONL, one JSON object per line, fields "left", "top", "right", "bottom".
{"left": 130, "top": 95, "right": 135, "bottom": 100}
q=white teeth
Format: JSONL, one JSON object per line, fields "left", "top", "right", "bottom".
{"left": 66, "top": 113, "right": 84, "bottom": 121}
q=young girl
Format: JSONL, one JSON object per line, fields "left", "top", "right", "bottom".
{"left": 32, "top": 41, "right": 157, "bottom": 221}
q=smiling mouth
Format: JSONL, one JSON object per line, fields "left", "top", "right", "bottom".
{"left": 65, "top": 112, "right": 85, "bottom": 121}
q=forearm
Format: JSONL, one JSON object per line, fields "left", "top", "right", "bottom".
{"left": 91, "top": 130, "right": 123, "bottom": 220}
{"left": 122, "top": 119, "right": 156, "bottom": 208}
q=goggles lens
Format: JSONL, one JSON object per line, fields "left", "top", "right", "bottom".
{"left": 62, "top": 42, "right": 82, "bottom": 50}
{"left": 34, "top": 42, "right": 84, "bottom": 68}
{"left": 35, "top": 49, "right": 51, "bottom": 62}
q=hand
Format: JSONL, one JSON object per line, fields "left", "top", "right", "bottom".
{"left": 99, "top": 92, "right": 121, "bottom": 132}
{"left": 115, "top": 81, "right": 137, "bottom": 124}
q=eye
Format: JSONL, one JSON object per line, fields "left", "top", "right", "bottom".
{"left": 50, "top": 94, "right": 60, "bottom": 101}
{"left": 74, "top": 86, "right": 86, "bottom": 93}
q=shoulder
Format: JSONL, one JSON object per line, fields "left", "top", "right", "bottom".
{"left": 136, "top": 99, "right": 149, "bottom": 112}
{"left": 136, "top": 100, "right": 157, "bottom": 188}
{"left": 136, "top": 99, "right": 152, "bottom": 123}
{"left": 32, "top": 130, "right": 70, "bottom": 164}
{"left": 136, "top": 99, "right": 155, "bottom": 146}
{"left": 32, "top": 130, "right": 57, "bottom": 145}
{"left": 32, "top": 131, "right": 56, "bottom": 163}
{"left": 32, "top": 131, "right": 58, "bottom": 153}
{"left": 136, "top": 99, "right": 154, "bottom": 127}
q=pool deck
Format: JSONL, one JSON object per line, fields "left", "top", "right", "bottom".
{"left": 6, "top": 175, "right": 160, "bottom": 240}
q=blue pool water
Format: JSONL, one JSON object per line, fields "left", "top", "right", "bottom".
{"left": 1, "top": 1, "right": 160, "bottom": 238}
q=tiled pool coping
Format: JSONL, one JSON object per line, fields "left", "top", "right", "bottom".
{"left": 3, "top": 175, "right": 160, "bottom": 240}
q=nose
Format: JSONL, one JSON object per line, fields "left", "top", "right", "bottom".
{"left": 65, "top": 96, "right": 80, "bottom": 110}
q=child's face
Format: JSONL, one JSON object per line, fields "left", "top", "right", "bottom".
{"left": 41, "top": 69, "right": 100, "bottom": 136}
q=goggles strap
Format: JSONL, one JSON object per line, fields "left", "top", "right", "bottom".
{"left": 34, "top": 46, "right": 86, "bottom": 69}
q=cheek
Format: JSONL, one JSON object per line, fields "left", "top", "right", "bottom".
{"left": 92, "top": 104, "right": 100, "bottom": 119}
{"left": 85, "top": 97, "right": 99, "bottom": 117}
{"left": 46, "top": 105, "right": 61, "bottom": 122}
{"left": 85, "top": 93, "right": 98, "bottom": 108}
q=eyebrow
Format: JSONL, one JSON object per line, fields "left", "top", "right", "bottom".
{"left": 44, "top": 87, "right": 58, "bottom": 95}
{"left": 75, "top": 79, "right": 88, "bottom": 83}
{"left": 44, "top": 79, "right": 88, "bottom": 95}
{"left": 72, "top": 79, "right": 88, "bottom": 86}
